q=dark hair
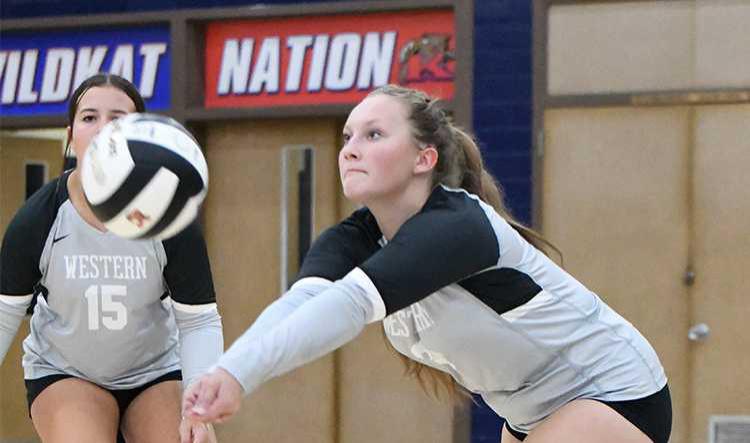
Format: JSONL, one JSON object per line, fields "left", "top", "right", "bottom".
{"left": 63, "top": 73, "right": 145, "bottom": 170}
{"left": 67, "top": 73, "right": 145, "bottom": 127}
{"left": 368, "top": 84, "right": 561, "bottom": 401}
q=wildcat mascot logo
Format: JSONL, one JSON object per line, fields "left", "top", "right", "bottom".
{"left": 398, "top": 33, "right": 455, "bottom": 85}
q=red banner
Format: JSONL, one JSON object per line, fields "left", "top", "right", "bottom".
{"left": 204, "top": 9, "right": 455, "bottom": 108}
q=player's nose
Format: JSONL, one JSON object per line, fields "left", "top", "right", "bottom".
{"left": 340, "top": 139, "right": 361, "bottom": 161}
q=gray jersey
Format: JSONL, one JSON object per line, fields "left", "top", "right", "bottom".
{"left": 313, "top": 186, "right": 666, "bottom": 433}
{"left": 1, "top": 173, "right": 221, "bottom": 389}
{"left": 218, "top": 185, "right": 666, "bottom": 435}
{"left": 378, "top": 201, "right": 666, "bottom": 432}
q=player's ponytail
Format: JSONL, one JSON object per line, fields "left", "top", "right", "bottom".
{"left": 451, "top": 125, "right": 560, "bottom": 258}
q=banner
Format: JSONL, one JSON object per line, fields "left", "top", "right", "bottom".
{"left": 0, "top": 25, "right": 170, "bottom": 117}
{"left": 204, "top": 9, "right": 455, "bottom": 108}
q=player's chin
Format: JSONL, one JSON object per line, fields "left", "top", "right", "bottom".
{"left": 342, "top": 182, "right": 369, "bottom": 204}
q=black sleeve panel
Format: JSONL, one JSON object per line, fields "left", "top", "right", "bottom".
{"left": 162, "top": 220, "right": 216, "bottom": 305}
{"left": 295, "top": 208, "right": 382, "bottom": 283}
{"left": 1, "top": 175, "right": 67, "bottom": 296}
{"left": 458, "top": 268, "right": 540, "bottom": 315}
{"left": 360, "top": 188, "right": 500, "bottom": 315}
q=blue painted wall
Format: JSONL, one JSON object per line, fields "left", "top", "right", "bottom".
{"left": 471, "top": 2, "right": 532, "bottom": 439}
{"left": 1, "top": 1, "right": 533, "bottom": 441}
{"left": 473, "top": 0, "right": 533, "bottom": 226}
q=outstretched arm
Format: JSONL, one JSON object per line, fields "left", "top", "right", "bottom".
{"left": 183, "top": 270, "right": 380, "bottom": 422}
{"left": 228, "top": 277, "right": 333, "bottom": 345}
{"left": 182, "top": 191, "right": 502, "bottom": 423}
{"left": 179, "top": 277, "right": 331, "bottom": 421}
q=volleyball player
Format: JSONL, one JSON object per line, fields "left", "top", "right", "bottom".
{"left": 183, "top": 85, "right": 671, "bottom": 442}
{"left": 0, "top": 74, "right": 221, "bottom": 443}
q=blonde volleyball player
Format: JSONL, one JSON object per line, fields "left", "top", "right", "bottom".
{"left": 183, "top": 85, "right": 672, "bottom": 442}
{"left": 0, "top": 74, "right": 221, "bottom": 443}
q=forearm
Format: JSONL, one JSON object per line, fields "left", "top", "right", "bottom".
{"left": 240, "top": 277, "right": 332, "bottom": 341}
{"left": 0, "top": 294, "right": 32, "bottom": 363}
{"left": 216, "top": 275, "right": 377, "bottom": 395}
{"left": 174, "top": 302, "right": 224, "bottom": 387}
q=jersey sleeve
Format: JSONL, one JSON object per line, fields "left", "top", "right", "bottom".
{"left": 295, "top": 208, "right": 381, "bottom": 282}
{"left": 1, "top": 177, "right": 63, "bottom": 297}
{"left": 162, "top": 221, "right": 216, "bottom": 305}
{"left": 358, "top": 190, "right": 500, "bottom": 317}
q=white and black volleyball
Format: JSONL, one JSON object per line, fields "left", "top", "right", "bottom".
{"left": 81, "top": 113, "right": 208, "bottom": 240}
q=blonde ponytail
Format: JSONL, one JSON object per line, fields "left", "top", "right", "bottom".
{"left": 452, "top": 125, "right": 561, "bottom": 258}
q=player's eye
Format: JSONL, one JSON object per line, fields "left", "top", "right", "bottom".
{"left": 81, "top": 114, "right": 97, "bottom": 123}
{"left": 367, "top": 130, "right": 382, "bottom": 140}
{"left": 342, "top": 133, "right": 351, "bottom": 145}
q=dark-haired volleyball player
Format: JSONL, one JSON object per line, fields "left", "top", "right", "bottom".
{"left": 0, "top": 73, "right": 221, "bottom": 443}
{"left": 184, "top": 85, "right": 671, "bottom": 443}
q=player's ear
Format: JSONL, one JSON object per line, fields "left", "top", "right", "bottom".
{"left": 414, "top": 145, "right": 438, "bottom": 175}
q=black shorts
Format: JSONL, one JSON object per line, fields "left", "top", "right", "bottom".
{"left": 505, "top": 384, "right": 672, "bottom": 443}
{"left": 25, "top": 370, "right": 182, "bottom": 419}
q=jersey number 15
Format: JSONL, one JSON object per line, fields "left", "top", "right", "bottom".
{"left": 84, "top": 285, "right": 127, "bottom": 330}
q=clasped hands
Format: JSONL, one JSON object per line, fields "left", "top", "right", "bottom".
{"left": 180, "top": 367, "right": 245, "bottom": 443}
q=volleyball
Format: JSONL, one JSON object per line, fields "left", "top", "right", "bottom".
{"left": 80, "top": 113, "right": 208, "bottom": 240}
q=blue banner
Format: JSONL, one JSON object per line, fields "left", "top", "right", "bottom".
{"left": 0, "top": 25, "right": 170, "bottom": 117}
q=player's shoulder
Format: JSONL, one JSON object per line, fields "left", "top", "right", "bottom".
{"left": 314, "top": 207, "right": 381, "bottom": 252}
{"left": 424, "top": 185, "right": 489, "bottom": 213}
{"left": 295, "top": 207, "right": 381, "bottom": 281}
{"left": 408, "top": 185, "right": 497, "bottom": 230}
{"left": 4, "top": 173, "right": 68, "bottom": 243}
{"left": 338, "top": 207, "right": 381, "bottom": 240}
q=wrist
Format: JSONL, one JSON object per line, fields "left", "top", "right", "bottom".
{"left": 214, "top": 365, "right": 246, "bottom": 394}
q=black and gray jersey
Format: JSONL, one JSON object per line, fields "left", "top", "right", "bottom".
{"left": 297, "top": 185, "right": 667, "bottom": 433}
{"left": 0, "top": 172, "right": 217, "bottom": 389}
